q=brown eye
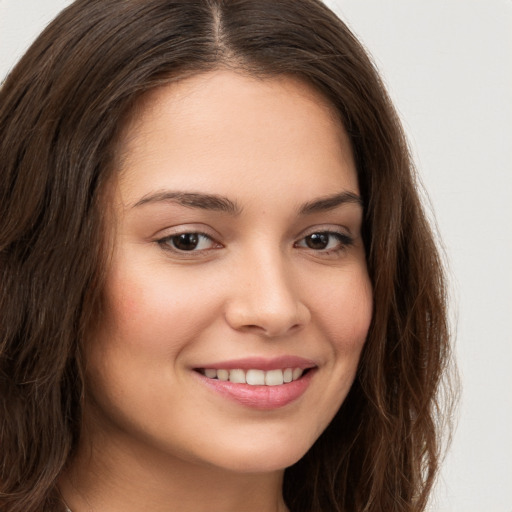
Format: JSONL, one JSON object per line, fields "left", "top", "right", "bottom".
{"left": 296, "top": 231, "right": 354, "bottom": 252}
{"left": 159, "top": 232, "right": 216, "bottom": 252}
{"left": 304, "top": 233, "right": 330, "bottom": 250}
{"left": 172, "top": 233, "right": 200, "bottom": 251}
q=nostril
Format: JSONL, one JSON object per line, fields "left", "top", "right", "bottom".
{"left": 224, "top": 289, "right": 311, "bottom": 337}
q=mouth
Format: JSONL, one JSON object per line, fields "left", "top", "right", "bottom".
{"left": 193, "top": 360, "right": 316, "bottom": 409}
{"left": 195, "top": 367, "right": 310, "bottom": 386}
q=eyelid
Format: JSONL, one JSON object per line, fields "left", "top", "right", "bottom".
{"left": 152, "top": 223, "right": 220, "bottom": 241}
{"left": 298, "top": 224, "right": 353, "bottom": 239}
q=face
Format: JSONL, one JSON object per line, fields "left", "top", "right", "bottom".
{"left": 84, "top": 70, "right": 373, "bottom": 474}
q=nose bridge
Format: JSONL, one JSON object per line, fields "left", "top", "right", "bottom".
{"left": 225, "top": 243, "right": 309, "bottom": 336}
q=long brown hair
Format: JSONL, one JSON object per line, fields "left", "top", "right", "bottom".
{"left": 0, "top": 1, "right": 455, "bottom": 510}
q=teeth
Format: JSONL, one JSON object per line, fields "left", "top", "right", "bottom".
{"left": 292, "top": 368, "right": 303, "bottom": 380}
{"left": 246, "top": 369, "right": 265, "bottom": 385}
{"left": 229, "top": 369, "right": 246, "bottom": 384}
{"left": 204, "top": 369, "right": 217, "bottom": 379}
{"left": 265, "top": 369, "right": 284, "bottom": 386}
{"left": 217, "top": 369, "right": 229, "bottom": 381}
{"left": 200, "top": 367, "right": 307, "bottom": 386}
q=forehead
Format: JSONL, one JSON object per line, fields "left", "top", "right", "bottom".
{"left": 114, "top": 69, "right": 358, "bottom": 206}
{"left": 128, "top": 69, "right": 341, "bottom": 132}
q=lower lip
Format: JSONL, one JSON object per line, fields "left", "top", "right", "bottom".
{"left": 194, "top": 370, "right": 315, "bottom": 410}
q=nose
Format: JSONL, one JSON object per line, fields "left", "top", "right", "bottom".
{"left": 224, "top": 250, "right": 311, "bottom": 338}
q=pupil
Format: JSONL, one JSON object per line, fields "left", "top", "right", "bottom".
{"left": 306, "top": 233, "right": 329, "bottom": 249}
{"left": 173, "top": 233, "right": 199, "bottom": 251}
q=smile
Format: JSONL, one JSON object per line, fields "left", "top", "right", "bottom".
{"left": 194, "top": 362, "right": 316, "bottom": 410}
{"left": 197, "top": 368, "right": 306, "bottom": 386}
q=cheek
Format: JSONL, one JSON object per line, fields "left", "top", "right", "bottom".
{"left": 294, "top": 265, "right": 372, "bottom": 440}
{"left": 100, "top": 258, "right": 222, "bottom": 356}
{"left": 314, "top": 266, "right": 373, "bottom": 355}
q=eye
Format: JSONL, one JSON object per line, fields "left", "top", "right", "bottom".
{"left": 158, "top": 232, "right": 217, "bottom": 252}
{"left": 295, "top": 231, "right": 353, "bottom": 252}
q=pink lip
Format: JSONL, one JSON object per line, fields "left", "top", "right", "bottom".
{"left": 192, "top": 356, "right": 317, "bottom": 410}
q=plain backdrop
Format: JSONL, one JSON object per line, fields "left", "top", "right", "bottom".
{"left": 1, "top": 1, "right": 511, "bottom": 511}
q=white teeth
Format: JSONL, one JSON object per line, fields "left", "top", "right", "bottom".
{"left": 201, "top": 367, "right": 307, "bottom": 386}
{"left": 292, "top": 368, "right": 303, "bottom": 380}
{"left": 217, "top": 369, "right": 229, "bottom": 381}
{"left": 246, "top": 369, "right": 265, "bottom": 385}
{"left": 229, "top": 369, "right": 246, "bottom": 384}
{"left": 283, "top": 368, "right": 293, "bottom": 383}
{"left": 265, "top": 369, "right": 284, "bottom": 386}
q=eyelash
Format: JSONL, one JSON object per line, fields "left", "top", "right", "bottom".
{"left": 156, "top": 229, "right": 354, "bottom": 256}
{"left": 294, "top": 231, "right": 354, "bottom": 254}
{"left": 157, "top": 232, "right": 219, "bottom": 253}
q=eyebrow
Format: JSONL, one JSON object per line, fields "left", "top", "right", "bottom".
{"left": 132, "top": 191, "right": 242, "bottom": 215}
{"left": 298, "top": 191, "right": 363, "bottom": 215}
{"left": 131, "top": 189, "right": 363, "bottom": 215}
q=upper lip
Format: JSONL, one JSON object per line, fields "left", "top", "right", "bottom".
{"left": 194, "top": 355, "right": 317, "bottom": 371}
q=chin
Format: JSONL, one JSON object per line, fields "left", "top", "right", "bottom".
{"left": 196, "top": 433, "right": 314, "bottom": 474}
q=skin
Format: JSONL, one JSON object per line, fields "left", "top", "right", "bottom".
{"left": 60, "top": 70, "right": 373, "bottom": 512}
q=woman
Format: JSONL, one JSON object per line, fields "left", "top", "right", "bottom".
{"left": 0, "top": 0, "right": 454, "bottom": 511}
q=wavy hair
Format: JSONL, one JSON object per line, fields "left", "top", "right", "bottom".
{"left": 0, "top": 1, "right": 455, "bottom": 510}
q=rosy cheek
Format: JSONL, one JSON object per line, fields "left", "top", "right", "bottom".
{"left": 103, "top": 263, "right": 215, "bottom": 355}
{"left": 321, "top": 273, "right": 372, "bottom": 354}
{"left": 114, "top": 294, "right": 140, "bottom": 318}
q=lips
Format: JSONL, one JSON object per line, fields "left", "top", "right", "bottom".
{"left": 193, "top": 356, "right": 316, "bottom": 409}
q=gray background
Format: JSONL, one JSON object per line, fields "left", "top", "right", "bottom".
{"left": 1, "top": 1, "right": 511, "bottom": 510}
